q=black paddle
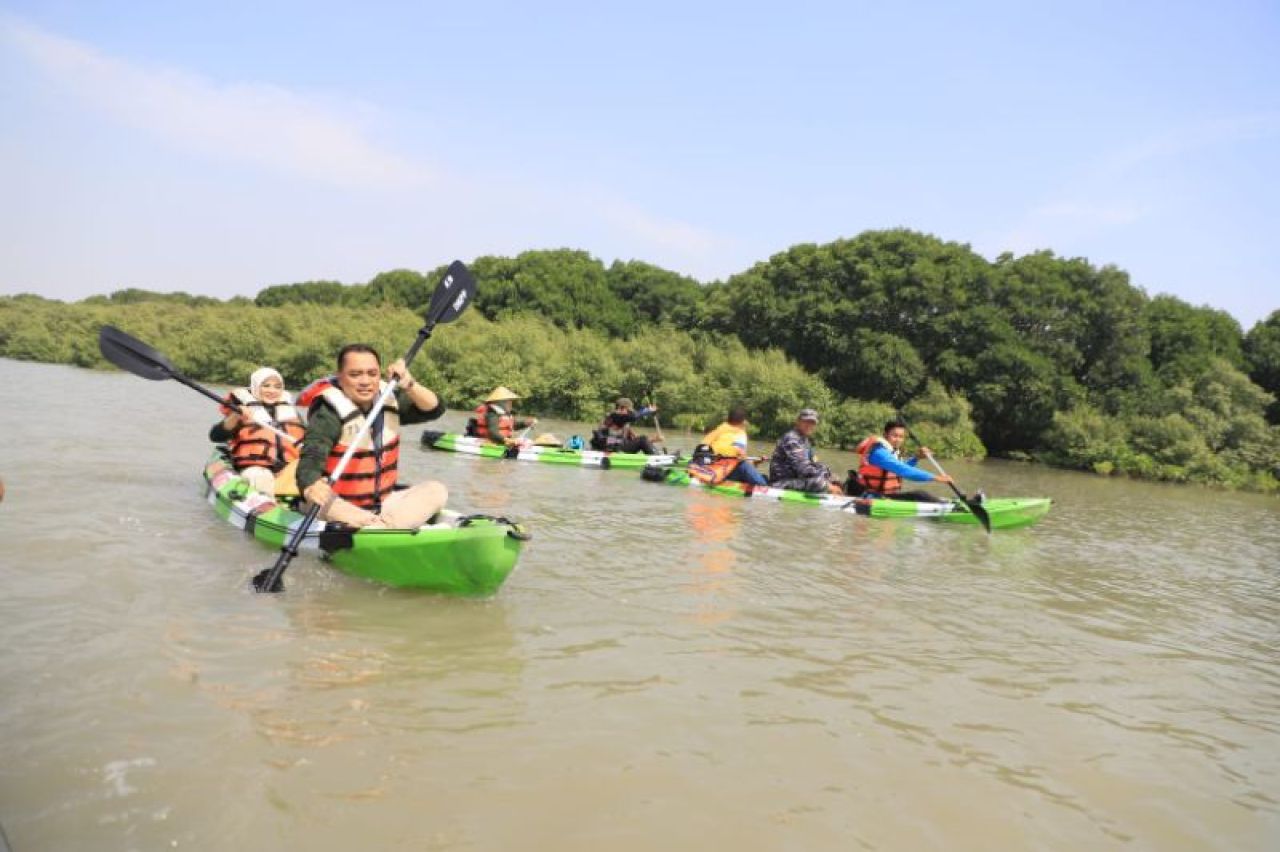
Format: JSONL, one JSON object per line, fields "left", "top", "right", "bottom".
{"left": 901, "top": 423, "right": 992, "bottom": 534}
{"left": 100, "top": 325, "right": 238, "bottom": 407}
{"left": 251, "top": 260, "right": 476, "bottom": 593}
{"left": 99, "top": 326, "right": 300, "bottom": 444}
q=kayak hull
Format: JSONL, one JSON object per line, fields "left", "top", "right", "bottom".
{"left": 203, "top": 453, "right": 526, "bottom": 595}
{"left": 651, "top": 467, "right": 1051, "bottom": 530}
{"left": 421, "top": 430, "right": 678, "bottom": 470}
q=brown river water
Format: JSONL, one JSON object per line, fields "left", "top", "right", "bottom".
{"left": 1, "top": 357, "right": 1278, "bottom": 851}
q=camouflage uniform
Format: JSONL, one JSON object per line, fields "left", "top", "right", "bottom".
{"left": 767, "top": 428, "right": 834, "bottom": 493}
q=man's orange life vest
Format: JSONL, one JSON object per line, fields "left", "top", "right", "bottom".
{"left": 855, "top": 435, "right": 902, "bottom": 495}
{"left": 221, "top": 388, "right": 305, "bottom": 472}
{"left": 315, "top": 384, "right": 401, "bottom": 509}
{"left": 473, "top": 403, "right": 515, "bottom": 441}
{"left": 296, "top": 375, "right": 336, "bottom": 411}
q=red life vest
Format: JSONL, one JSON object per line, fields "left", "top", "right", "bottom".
{"left": 315, "top": 384, "right": 401, "bottom": 509}
{"left": 855, "top": 435, "right": 902, "bottom": 495}
{"left": 473, "top": 403, "right": 515, "bottom": 441}
{"left": 220, "top": 388, "right": 305, "bottom": 472}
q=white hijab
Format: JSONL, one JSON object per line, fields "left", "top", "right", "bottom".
{"left": 249, "top": 367, "right": 284, "bottom": 401}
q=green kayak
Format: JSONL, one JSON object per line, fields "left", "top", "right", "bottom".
{"left": 645, "top": 465, "right": 1051, "bottom": 530}
{"left": 421, "top": 430, "right": 679, "bottom": 470}
{"left": 203, "top": 452, "right": 527, "bottom": 595}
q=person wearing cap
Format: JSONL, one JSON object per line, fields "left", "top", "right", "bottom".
{"left": 590, "top": 397, "right": 660, "bottom": 454}
{"left": 767, "top": 408, "right": 842, "bottom": 494}
{"left": 468, "top": 386, "right": 537, "bottom": 444}
{"left": 209, "top": 366, "right": 306, "bottom": 494}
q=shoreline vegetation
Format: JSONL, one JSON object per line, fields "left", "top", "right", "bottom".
{"left": 3, "top": 229, "right": 1277, "bottom": 493}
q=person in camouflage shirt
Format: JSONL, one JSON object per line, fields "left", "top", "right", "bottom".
{"left": 767, "top": 408, "right": 843, "bottom": 494}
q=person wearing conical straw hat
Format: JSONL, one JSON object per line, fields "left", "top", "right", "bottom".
{"left": 469, "top": 386, "right": 537, "bottom": 445}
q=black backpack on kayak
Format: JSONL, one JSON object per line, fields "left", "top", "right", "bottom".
{"left": 690, "top": 444, "right": 716, "bottom": 465}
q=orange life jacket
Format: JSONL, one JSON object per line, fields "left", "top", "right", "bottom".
{"left": 315, "top": 384, "right": 401, "bottom": 509}
{"left": 855, "top": 435, "right": 902, "bottom": 495}
{"left": 296, "top": 375, "right": 337, "bottom": 411}
{"left": 473, "top": 403, "right": 515, "bottom": 441}
{"left": 221, "top": 388, "right": 305, "bottom": 472}
{"left": 687, "top": 458, "right": 741, "bottom": 486}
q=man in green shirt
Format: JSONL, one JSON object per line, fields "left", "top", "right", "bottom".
{"left": 297, "top": 344, "right": 447, "bottom": 529}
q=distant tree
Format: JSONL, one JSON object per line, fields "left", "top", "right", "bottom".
{"left": 471, "top": 249, "right": 637, "bottom": 336}
{"left": 605, "top": 260, "right": 704, "bottom": 327}
{"left": 992, "top": 254, "right": 1151, "bottom": 403}
{"left": 821, "top": 329, "right": 925, "bottom": 406}
{"left": 254, "top": 280, "right": 354, "bottom": 307}
{"left": 3, "top": 231, "right": 1275, "bottom": 491}
{"left": 1244, "top": 310, "right": 1280, "bottom": 423}
{"left": 93, "top": 288, "right": 223, "bottom": 307}
{"left": 1144, "top": 294, "right": 1245, "bottom": 380}
{"left": 365, "top": 269, "right": 431, "bottom": 308}
{"left": 967, "top": 343, "right": 1075, "bottom": 453}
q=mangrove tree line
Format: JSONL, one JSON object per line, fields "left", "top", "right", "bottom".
{"left": 2, "top": 229, "right": 1277, "bottom": 491}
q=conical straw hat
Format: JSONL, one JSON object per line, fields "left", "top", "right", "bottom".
{"left": 485, "top": 386, "right": 521, "bottom": 402}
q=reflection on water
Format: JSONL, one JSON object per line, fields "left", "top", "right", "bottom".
{"left": 683, "top": 498, "right": 740, "bottom": 627}
{"left": 1, "top": 358, "right": 1279, "bottom": 850}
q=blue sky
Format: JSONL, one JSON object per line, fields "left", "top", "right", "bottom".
{"left": 2, "top": 1, "right": 1277, "bottom": 327}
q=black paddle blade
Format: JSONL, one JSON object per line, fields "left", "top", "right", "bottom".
{"left": 426, "top": 260, "right": 476, "bottom": 326}
{"left": 98, "top": 325, "right": 179, "bottom": 381}
{"left": 967, "top": 498, "right": 993, "bottom": 534}
{"left": 251, "top": 567, "right": 285, "bottom": 593}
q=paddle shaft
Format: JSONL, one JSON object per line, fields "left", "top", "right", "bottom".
{"left": 902, "top": 426, "right": 957, "bottom": 490}
{"left": 166, "top": 368, "right": 301, "bottom": 447}
{"left": 919, "top": 448, "right": 968, "bottom": 501}
{"left": 221, "top": 400, "right": 301, "bottom": 446}
{"left": 649, "top": 402, "right": 667, "bottom": 448}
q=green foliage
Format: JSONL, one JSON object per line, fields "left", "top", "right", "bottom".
{"left": 822, "top": 329, "right": 925, "bottom": 406}
{"left": 968, "top": 343, "right": 1077, "bottom": 453}
{"left": 901, "top": 381, "right": 987, "bottom": 459}
{"left": 254, "top": 280, "right": 358, "bottom": 307}
{"left": 824, "top": 399, "right": 898, "bottom": 450}
{"left": 2, "top": 229, "right": 1277, "bottom": 493}
{"left": 82, "top": 288, "right": 223, "bottom": 307}
{"left": 470, "top": 249, "right": 637, "bottom": 336}
{"left": 1042, "top": 404, "right": 1131, "bottom": 475}
{"left": 1144, "top": 295, "right": 1245, "bottom": 381}
{"left": 605, "top": 260, "right": 703, "bottom": 327}
{"left": 1244, "top": 310, "right": 1280, "bottom": 423}
{"left": 365, "top": 269, "right": 432, "bottom": 308}
{"left": 992, "top": 254, "right": 1153, "bottom": 404}
{"left": 1040, "top": 361, "right": 1278, "bottom": 491}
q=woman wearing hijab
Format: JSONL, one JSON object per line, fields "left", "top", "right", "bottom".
{"left": 209, "top": 367, "right": 306, "bottom": 494}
